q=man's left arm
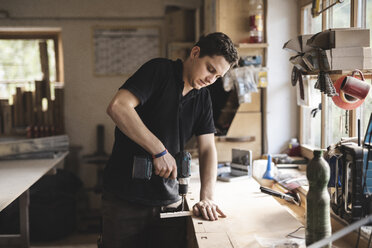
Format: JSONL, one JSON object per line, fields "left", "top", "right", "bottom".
{"left": 192, "top": 133, "right": 226, "bottom": 221}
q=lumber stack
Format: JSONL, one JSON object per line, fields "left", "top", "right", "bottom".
{"left": 0, "top": 135, "right": 69, "bottom": 160}
{"left": 0, "top": 40, "right": 64, "bottom": 138}
{"left": 0, "top": 84, "right": 65, "bottom": 137}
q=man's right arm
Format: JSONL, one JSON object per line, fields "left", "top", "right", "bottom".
{"left": 107, "top": 89, "right": 177, "bottom": 179}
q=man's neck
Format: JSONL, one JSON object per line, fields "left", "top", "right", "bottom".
{"left": 182, "top": 59, "right": 193, "bottom": 96}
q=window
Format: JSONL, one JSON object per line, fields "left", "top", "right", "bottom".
{"left": 330, "top": 0, "right": 351, "bottom": 28}
{"left": 302, "top": 4, "right": 322, "bottom": 34}
{"left": 0, "top": 28, "right": 64, "bottom": 135}
{"left": 0, "top": 39, "right": 57, "bottom": 100}
{"left": 300, "top": 0, "right": 372, "bottom": 153}
{"left": 301, "top": 77, "right": 322, "bottom": 148}
{"left": 364, "top": 0, "right": 372, "bottom": 135}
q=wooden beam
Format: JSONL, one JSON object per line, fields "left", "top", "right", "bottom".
{"left": 350, "top": 0, "right": 359, "bottom": 138}
{"left": 160, "top": 211, "right": 193, "bottom": 219}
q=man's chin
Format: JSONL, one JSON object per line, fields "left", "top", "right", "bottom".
{"left": 191, "top": 83, "right": 201, "bottom": 90}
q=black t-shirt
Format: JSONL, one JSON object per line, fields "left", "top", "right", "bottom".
{"left": 103, "top": 58, "right": 216, "bottom": 206}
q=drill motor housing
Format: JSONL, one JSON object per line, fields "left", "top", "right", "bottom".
{"left": 132, "top": 151, "right": 192, "bottom": 193}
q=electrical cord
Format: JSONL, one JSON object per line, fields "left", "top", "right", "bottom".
{"left": 355, "top": 227, "right": 361, "bottom": 248}
{"left": 359, "top": 118, "right": 372, "bottom": 248}
{"left": 286, "top": 226, "right": 305, "bottom": 239}
{"left": 362, "top": 126, "right": 372, "bottom": 195}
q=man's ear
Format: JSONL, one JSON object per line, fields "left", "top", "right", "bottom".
{"left": 190, "top": 46, "right": 200, "bottom": 59}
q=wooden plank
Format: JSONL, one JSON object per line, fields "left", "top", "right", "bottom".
{"left": 227, "top": 112, "right": 261, "bottom": 138}
{"left": 160, "top": 211, "right": 193, "bottom": 218}
{"left": 217, "top": 0, "right": 252, "bottom": 44}
{"left": 0, "top": 135, "right": 69, "bottom": 157}
{"left": 236, "top": 43, "right": 268, "bottom": 49}
{"left": 261, "top": 87, "right": 267, "bottom": 154}
{"left": 34, "top": 80, "right": 44, "bottom": 125}
{"left": 236, "top": 90, "right": 261, "bottom": 113}
{"left": 187, "top": 177, "right": 304, "bottom": 248}
{"left": 272, "top": 181, "right": 370, "bottom": 247}
{"left": 54, "top": 87, "right": 64, "bottom": 133}
{"left": 1, "top": 102, "right": 12, "bottom": 135}
{"left": 195, "top": 233, "right": 233, "bottom": 248}
{"left": 23, "top": 91, "right": 34, "bottom": 126}
{"left": 14, "top": 87, "right": 24, "bottom": 127}
{"left": 39, "top": 41, "right": 50, "bottom": 83}
{"left": 216, "top": 112, "right": 261, "bottom": 160}
{"left": 39, "top": 41, "right": 53, "bottom": 127}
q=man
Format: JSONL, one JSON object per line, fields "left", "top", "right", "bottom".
{"left": 103, "top": 32, "right": 238, "bottom": 248}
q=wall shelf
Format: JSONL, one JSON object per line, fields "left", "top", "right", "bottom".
{"left": 204, "top": 0, "right": 268, "bottom": 159}
{"left": 236, "top": 43, "right": 269, "bottom": 49}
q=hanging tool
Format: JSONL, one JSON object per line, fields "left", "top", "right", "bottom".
{"left": 312, "top": 0, "right": 344, "bottom": 17}
{"left": 260, "top": 186, "right": 301, "bottom": 206}
{"left": 132, "top": 151, "right": 192, "bottom": 218}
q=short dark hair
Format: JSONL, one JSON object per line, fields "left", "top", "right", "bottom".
{"left": 194, "top": 32, "right": 238, "bottom": 66}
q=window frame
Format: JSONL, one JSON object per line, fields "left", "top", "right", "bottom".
{"left": 0, "top": 27, "right": 64, "bottom": 83}
{"left": 299, "top": 0, "right": 370, "bottom": 159}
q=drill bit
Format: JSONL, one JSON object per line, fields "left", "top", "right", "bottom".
{"left": 181, "top": 195, "right": 185, "bottom": 211}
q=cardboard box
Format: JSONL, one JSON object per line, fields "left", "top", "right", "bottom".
{"left": 307, "top": 28, "right": 370, "bottom": 50}
{"left": 329, "top": 46, "right": 372, "bottom": 57}
{"left": 326, "top": 47, "right": 372, "bottom": 70}
{"left": 331, "top": 57, "right": 372, "bottom": 70}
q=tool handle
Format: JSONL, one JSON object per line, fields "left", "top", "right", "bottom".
{"left": 132, "top": 151, "right": 192, "bottom": 180}
{"left": 260, "top": 186, "right": 286, "bottom": 199}
{"left": 132, "top": 156, "right": 153, "bottom": 180}
{"left": 176, "top": 151, "right": 191, "bottom": 178}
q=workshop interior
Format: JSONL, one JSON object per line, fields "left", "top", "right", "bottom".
{"left": 0, "top": 0, "right": 372, "bottom": 247}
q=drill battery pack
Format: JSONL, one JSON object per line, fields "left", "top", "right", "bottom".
{"left": 132, "top": 151, "right": 191, "bottom": 180}
{"left": 132, "top": 156, "right": 153, "bottom": 180}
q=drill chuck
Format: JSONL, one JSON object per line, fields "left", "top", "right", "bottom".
{"left": 178, "top": 178, "right": 190, "bottom": 195}
{"left": 176, "top": 151, "right": 191, "bottom": 196}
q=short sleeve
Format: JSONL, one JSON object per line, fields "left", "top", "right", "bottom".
{"left": 119, "top": 59, "right": 164, "bottom": 105}
{"left": 194, "top": 91, "right": 216, "bottom": 136}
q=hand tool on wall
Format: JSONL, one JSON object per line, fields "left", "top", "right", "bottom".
{"left": 312, "top": 0, "right": 344, "bottom": 17}
{"left": 260, "top": 186, "right": 301, "bottom": 206}
{"left": 132, "top": 151, "right": 192, "bottom": 218}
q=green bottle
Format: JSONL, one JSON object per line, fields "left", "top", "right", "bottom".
{"left": 306, "top": 150, "right": 332, "bottom": 247}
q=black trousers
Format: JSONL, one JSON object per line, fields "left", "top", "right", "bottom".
{"left": 101, "top": 192, "right": 186, "bottom": 248}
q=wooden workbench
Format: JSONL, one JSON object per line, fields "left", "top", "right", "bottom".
{"left": 186, "top": 176, "right": 305, "bottom": 247}
{"left": 0, "top": 152, "right": 68, "bottom": 247}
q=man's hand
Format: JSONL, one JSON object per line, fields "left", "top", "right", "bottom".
{"left": 192, "top": 199, "right": 226, "bottom": 221}
{"left": 153, "top": 153, "right": 177, "bottom": 179}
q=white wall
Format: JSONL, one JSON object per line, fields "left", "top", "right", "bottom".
{"left": 0, "top": 0, "right": 299, "bottom": 156}
{"left": 0, "top": 0, "right": 201, "bottom": 208}
{"left": 266, "top": 0, "right": 299, "bottom": 154}
{"left": 0, "top": 0, "right": 202, "bottom": 157}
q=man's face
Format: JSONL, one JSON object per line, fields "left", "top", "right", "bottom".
{"left": 187, "top": 46, "right": 231, "bottom": 90}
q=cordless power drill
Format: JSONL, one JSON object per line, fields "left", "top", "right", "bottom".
{"left": 132, "top": 151, "right": 192, "bottom": 213}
